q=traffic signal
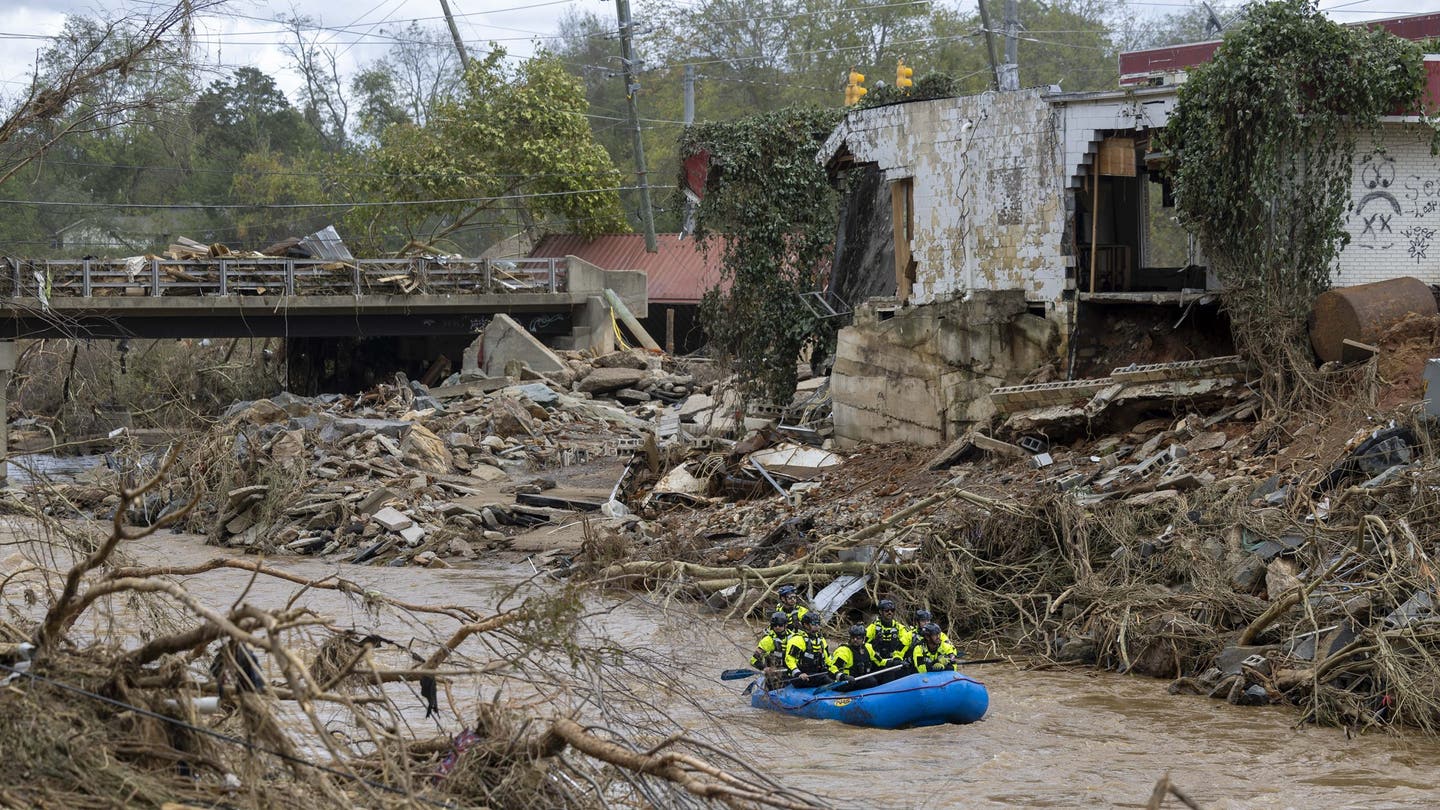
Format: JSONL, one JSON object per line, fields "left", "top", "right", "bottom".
{"left": 896, "top": 59, "right": 913, "bottom": 91}
{"left": 844, "top": 69, "right": 867, "bottom": 105}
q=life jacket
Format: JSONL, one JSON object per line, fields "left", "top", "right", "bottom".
{"left": 792, "top": 632, "right": 829, "bottom": 674}
{"left": 869, "top": 618, "right": 904, "bottom": 658}
{"left": 914, "top": 639, "right": 959, "bottom": 673}
{"left": 753, "top": 629, "right": 788, "bottom": 668}
{"left": 838, "top": 642, "right": 871, "bottom": 676}
{"left": 776, "top": 602, "right": 809, "bottom": 630}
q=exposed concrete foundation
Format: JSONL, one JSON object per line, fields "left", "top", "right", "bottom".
{"left": 831, "top": 291, "right": 1058, "bottom": 447}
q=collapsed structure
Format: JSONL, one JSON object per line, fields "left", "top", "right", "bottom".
{"left": 818, "top": 11, "right": 1440, "bottom": 447}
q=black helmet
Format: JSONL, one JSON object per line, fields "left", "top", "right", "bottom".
{"left": 770, "top": 612, "right": 788, "bottom": 627}
{"left": 800, "top": 612, "right": 820, "bottom": 626}
{"left": 878, "top": 599, "right": 896, "bottom": 611}
{"left": 922, "top": 622, "right": 942, "bottom": 636}
{"left": 915, "top": 609, "right": 932, "bottom": 622}
{"left": 778, "top": 584, "right": 798, "bottom": 597}
{"left": 849, "top": 624, "right": 866, "bottom": 638}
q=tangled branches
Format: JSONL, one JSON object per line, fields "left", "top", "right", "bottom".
{"left": 0, "top": 459, "right": 831, "bottom": 808}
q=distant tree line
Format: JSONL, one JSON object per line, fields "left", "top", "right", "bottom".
{"left": 0, "top": 0, "right": 1232, "bottom": 258}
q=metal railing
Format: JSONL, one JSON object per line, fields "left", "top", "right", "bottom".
{"left": 1, "top": 256, "right": 568, "bottom": 299}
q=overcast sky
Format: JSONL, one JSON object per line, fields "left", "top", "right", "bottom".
{"left": 0, "top": 0, "right": 1435, "bottom": 103}
{"left": 0, "top": 0, "right": 595, "bottom": 100}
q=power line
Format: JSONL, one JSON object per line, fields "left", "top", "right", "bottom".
{"left": 0, "top": 185, "right": 672, "bottom": 210}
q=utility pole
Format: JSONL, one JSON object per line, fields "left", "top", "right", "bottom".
{"left": 976, "top": 0, "right": 1001, "bottom": 91}
{"left": 999, "top": 0, "right": 1019, "bottom": 91}
{"left": 683, "top": 64, "right": 695, "bottom": 124}
{"left": 616, "top": 0, "right": 658, "bottom": 252}
{"left": 680, "top": 65, "right": 698, "bottom": 238}
{"left": 437, "top": 0, "right": 469, "bottom": 67}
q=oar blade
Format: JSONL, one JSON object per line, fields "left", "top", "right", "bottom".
{"left": 720, "top": 668, "right": 759, "bottom": 681}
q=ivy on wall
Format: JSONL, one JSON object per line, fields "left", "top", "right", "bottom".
{"left": 1163, "top": 0, "right": 1427, "bottom": 397}
{"left": 681, "top": 106, "right": 843, "bottom": 404}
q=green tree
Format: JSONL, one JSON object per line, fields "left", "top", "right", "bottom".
{"left": 347, "top": 50, "right": 628, "bottom": 254}
{"left": 1163, "top": 0, "right": 1427, "bottom": 395}
{"left": 683, "top": 106, "right": 843, "bottom": 403}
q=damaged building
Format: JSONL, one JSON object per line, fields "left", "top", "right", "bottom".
{"left": 822, "top": 11, "right": 1440, "bottom": 448}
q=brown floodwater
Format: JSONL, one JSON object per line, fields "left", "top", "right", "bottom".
{"left": 51, "top": 530, "right": 1440, "bottom": 809}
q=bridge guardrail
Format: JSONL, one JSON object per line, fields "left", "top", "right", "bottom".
{"left": 1, "top": 256, "right": 568, "bottom": 299}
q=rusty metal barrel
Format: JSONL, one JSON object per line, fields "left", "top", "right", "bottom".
{"left": 1310, "top": 277, "right": 1437, "bottom": 363}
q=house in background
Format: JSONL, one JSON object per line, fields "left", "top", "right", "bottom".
{"left": 527, "top": 233, "right": 723, "bottom": 353}
{"left": 818, "top": 11, "right": 1440, "bottom": 448}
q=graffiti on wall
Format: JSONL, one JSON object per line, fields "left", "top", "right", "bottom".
{"left": 1352, "top": 152, "right": 1437, "bottom": 264}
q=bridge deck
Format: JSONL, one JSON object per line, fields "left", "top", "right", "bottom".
{"left": 0, "top": 257, "right": 590, "bottom": 339}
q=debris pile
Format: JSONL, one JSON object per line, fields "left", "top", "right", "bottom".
{"left": 572, "top": 351, "right": 1440, "bottom": 735}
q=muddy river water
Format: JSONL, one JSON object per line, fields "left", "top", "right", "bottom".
{"left": 90, "top": 532, "right": 1440, "bottom": 809}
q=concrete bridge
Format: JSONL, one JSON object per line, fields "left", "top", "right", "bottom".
{"left": 0, "top": 254, "right": 648, "bottom": 476}
{"left": 0, "top": 255, "right": 646, "bottom": 344}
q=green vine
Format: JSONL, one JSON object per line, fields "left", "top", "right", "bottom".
{"left": 857, "top": 72, "right": 960, "bottom": 110}
{"left": 681, "top": 106, "right": 843, "bottom": 404}
{"left": 1163, "top": 0, "right": 1427, "bottom": 398}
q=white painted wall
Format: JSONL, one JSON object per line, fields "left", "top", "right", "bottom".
{"left": 1337, "top": 123, "right": 1440, "bottom": 286}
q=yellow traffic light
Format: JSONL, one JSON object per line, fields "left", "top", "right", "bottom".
{"left": 896, "top": 59, "right": 913, "bottom": 90}
{"left": 844, "top": 69, "right": 867, "bottom": 105}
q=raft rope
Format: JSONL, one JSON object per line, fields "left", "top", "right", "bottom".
{"left": 0, "top": 661, "right": 458, "bottom": 809}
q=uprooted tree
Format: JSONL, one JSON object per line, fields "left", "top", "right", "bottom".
{"left": 1163, "top": 0, "right": 1429, "bottom": 402}
{"left": 681, "top": 106, "right": 842, "bottom": 405}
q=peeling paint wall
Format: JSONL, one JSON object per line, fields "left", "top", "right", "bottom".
{"left": 823, "top": 90, "right": 1068, "bottom": 305}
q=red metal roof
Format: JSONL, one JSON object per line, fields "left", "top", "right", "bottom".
{"left": 528, "top": 233, "right": 724, "bottom": 304}
{"left": 1120, "top": 11, "right": 1440, "bottom": 86}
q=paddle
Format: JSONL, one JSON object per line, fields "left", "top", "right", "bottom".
{"left": 821, "top": 663, "right": 904, "bottom": 692}
{"left": 822, "top": 658, "right": 1009, "bottom": 692}
{"left": 720, "top": 668, "right": 760, "bottom": 681}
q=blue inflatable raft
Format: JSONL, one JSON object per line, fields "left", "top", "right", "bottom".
{"left": 750, "top": 671, "right": 988, "bottom": 729}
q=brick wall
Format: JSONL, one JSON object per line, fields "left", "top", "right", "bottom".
{"left": 1335, "top": 123, "right": 1440, "bottom": 286}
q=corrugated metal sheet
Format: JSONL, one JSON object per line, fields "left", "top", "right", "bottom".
{"left": 527, "top": 233, "right": 723, "bottom": 304}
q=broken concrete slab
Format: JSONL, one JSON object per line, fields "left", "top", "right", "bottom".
{"left": 399, "top": 524, "right": 426, "bottom": 546}
{"left": 972, "top": 434, "right": 1027, "bottom": 458}
{"left": 372, "top": 507, "right": 413, "bottom": 532}
{"left": 577, "top": 367, "right": 647, "bottom": 394}
{"left": 679, "top": 393, "right": 715, "bottom": 421}
{"left": 507, "top": 382, "right": 560, "bottom": 406}
{"left": 927, "top": 435, "right": 977, "bottom": 470}
{"left": 430, "top": 378, "right": 511, "bottom": 400}
{"left": 481, "top": 313, "right": 566, "bottom": 377}
{"left": 327, "top": 417, "right": 413, "bottom": 440}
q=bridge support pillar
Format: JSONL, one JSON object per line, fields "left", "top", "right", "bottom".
{"left": 0, "top": 341, "right": 13, "bottom": 483}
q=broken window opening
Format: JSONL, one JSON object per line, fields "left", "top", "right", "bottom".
{"left": 1079, "top": 132, "right": 1205, "bottom": 296}
{"left": 891, "top": 178, "right": 916, "bottom": 301}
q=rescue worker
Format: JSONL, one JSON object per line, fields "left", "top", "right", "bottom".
{"left": 784, "top": 612, "right": 832, "bottom": 687}
{"left": 911, "top": 623, "right": 961, "bottom": 673}
{"left": 775, "top": 584, "right": 809, "bottom": 630}
{"left": 899, "top": 608, "right": 947, "bottom": 666}
{"left": 750, "top": 612, "right": 791, "bottom": 670}
{"left": 830, "top": 624, "right": 873, "bottom": 681}
{"left": 864, "top": 599, "right": 912, "bottom": 668}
